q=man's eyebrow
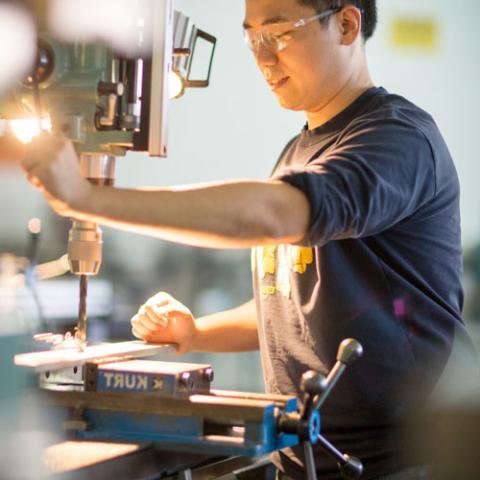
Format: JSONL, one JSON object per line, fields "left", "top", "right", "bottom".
{"left": 243, "top": 16, "right": 290, "bottom": 29}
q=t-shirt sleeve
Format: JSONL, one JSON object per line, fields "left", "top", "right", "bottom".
{"left": 273, "top": 118, "right": 437, "bottom": 246}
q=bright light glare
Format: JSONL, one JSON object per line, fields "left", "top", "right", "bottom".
{"left": 9, "top": 118, "right": 52, "bottom": 144}
{"left": 0, "top": 5, "right": 36, "bottom": 95}
{"left": 169, "top": 71, "right": 185, "bottom": 99}
{"left": 28, "top": 218, "right": 42, "bottom": 235}
{"left": 49, "top": 0, "right": 152, "bottom": 55}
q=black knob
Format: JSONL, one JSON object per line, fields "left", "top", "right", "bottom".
{"left": 337, "top": 339, "right": 363, "bottom": 365}
{"left": 301, "top": 371, "right": 328, "bottom": 395}
{"left": 339, "top": 455, "right": 363, "bottom": 480}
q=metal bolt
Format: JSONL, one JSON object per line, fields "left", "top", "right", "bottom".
{"left": 203, "top": 367, "right": 214, "bottom": 382}
{"left": 179, "top": 372, "right": 191, "bottom": 387}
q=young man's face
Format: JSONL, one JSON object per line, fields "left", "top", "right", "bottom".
{"left": 244, "top": 0, "right": 346, "bottom": 113}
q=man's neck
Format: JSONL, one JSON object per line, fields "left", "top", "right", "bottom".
{"left": 306, "top": 74, "right": 375, "bottom": 130}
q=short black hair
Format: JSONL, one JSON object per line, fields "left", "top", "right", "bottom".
{"left": 297, "top": 0, "right": 377, "bottom": 41}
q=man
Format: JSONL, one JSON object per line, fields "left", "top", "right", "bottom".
{"left": 21, "top": 0, "right": 476, "bottom": 478}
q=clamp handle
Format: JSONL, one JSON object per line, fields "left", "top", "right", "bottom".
{"left": 298, "top": 339, "right": 364, "bottom": 480}
{"left": 312, "top": 338, "right": 363, "bottom": 411}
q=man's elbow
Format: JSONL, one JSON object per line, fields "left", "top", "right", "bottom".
{"left": 264, "top": 182, "right": 311, "bottom": 244}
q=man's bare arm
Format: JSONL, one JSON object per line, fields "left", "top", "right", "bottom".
{"left": 192, "top": 299, "right": 259, "bottom": 352}
{"left": 22, "top": 136, "right": 311, "bottom": 249}
{"left": 131, "top": 294, "right": 258, "bottom": 353}
{"left": 75, "top": 180, "right": 310, "bottom": 248}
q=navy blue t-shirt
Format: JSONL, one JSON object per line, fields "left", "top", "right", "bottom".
{"left": 251, "top": 87, "right": 475, "bottom": 479}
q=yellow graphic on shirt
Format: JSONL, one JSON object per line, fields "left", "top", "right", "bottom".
{"left": 252, "top": 245, "right": 314, "bottom": 299}
{"left": 291, "top": 246, "right": 314, "bottom": 274}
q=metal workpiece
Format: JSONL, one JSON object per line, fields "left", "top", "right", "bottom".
{"left": 14, "top": 341, "right": 176, "bottom": 372}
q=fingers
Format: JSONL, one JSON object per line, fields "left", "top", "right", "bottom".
{"left": 130, "top": 305, "right": 170, "bottom": 340}
{"left": 130, "top": 291, "right": 193, "bottom": 346}
{"left": 147, "top": 291, "right": 174, "bottom": 308}
{"left": 144, "top": 306, "right": 168, "bottom": 328}
{"left": 131, "top": 324, "right": 145, "bottom": 340}
{"left": 131, "top": 314, "right": 149, "bottom": 338}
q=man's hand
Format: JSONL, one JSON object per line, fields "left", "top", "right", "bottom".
{"left": 131, "top": 291, "right": 199, "bottom": 354}
{"left": 21, "top": 134, "right": 91, "bottom": 217}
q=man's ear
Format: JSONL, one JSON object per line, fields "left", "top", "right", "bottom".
{"left": 338, "top": 6, "right": 362, "bottom": 46}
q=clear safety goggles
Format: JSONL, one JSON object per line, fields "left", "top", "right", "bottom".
{"left": 243, "top": 7, "right": 342, "bottom": 53}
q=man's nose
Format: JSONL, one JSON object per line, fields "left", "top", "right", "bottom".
{"left": 254, "top": 44, "right": 278, "bottom": 68}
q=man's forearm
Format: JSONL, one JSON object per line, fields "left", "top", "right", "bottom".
{"left": 190, "top": 299, "right": 259, "bottom": 352}
{"left": 70, "top": 180, "right": 310, "bottom": 249}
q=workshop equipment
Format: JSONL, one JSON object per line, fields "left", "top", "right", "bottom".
{"left": 5, "top": 3, "right": 364, "bottom": 478}
{"left": 15, "top": 338, "right": 364, "bottom": 479}
{"left": 0, "top": 0, "right": 216, "bottom": 349}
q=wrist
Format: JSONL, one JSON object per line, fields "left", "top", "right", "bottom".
{"left": 68, "top": 180, "right": 94, "bottom": 215}
{"left": 187, "top": 317, "right": 208, "bottom": 352}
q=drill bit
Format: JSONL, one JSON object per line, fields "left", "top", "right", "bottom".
{"left": 75, "top": 274, "right": 88, "bottom": 351}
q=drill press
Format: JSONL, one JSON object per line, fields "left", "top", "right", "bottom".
{"left": 0, "top": 1, "right": 216, "bottom": 349}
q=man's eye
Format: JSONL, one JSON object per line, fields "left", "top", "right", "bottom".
{"left": 267, "top": 32, "right": 292, "bottom": 44}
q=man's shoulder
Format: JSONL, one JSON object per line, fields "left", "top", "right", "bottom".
{"left": 346, "top": 88, "right": 441, "bottom": 141}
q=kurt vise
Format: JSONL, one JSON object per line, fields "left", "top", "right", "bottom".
{"left": 15, "top": 338, "right": 364, "bottom": 480}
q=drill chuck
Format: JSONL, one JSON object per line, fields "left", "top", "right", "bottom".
{"left": 68, "top": 221, "right": 103, "bottom": 275}
{"left": 67, "top": 153, "right": 115, "bottom": 276}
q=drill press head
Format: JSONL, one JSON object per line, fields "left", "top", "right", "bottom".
{"left": 0, "top": 1, "right": 216, "bottom": 349}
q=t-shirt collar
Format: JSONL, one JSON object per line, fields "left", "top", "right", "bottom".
{"left": 300, "top": 86, "right": 386, "bottom": 145}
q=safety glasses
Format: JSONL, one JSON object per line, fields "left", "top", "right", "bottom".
{"left": 243, "top": 7, "right": 342, "bottom": 53}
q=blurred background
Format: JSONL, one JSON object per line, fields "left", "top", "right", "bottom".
{"left": 1, "top": 0, "right": 479, "bottom": 396}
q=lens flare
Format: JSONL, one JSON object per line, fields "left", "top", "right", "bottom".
{"left": 9, "top": 117, "right": 52, "bottom": 144}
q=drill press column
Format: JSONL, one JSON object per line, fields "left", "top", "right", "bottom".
{"left": 68, "top": 153, "right": 115, "bottom": 350}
